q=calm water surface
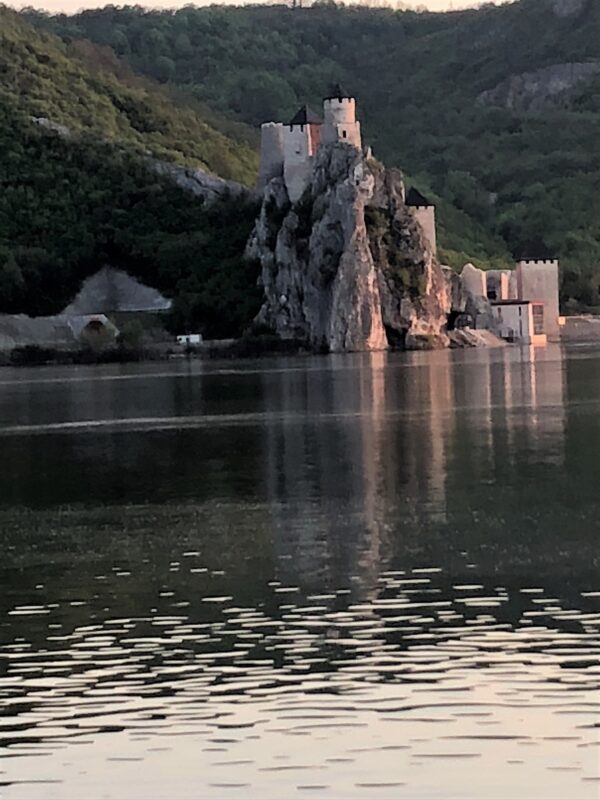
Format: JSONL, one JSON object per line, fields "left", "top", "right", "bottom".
{"left": 0, "top": 346, "right": 598, "bottom": 799}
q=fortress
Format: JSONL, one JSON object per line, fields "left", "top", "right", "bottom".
{"left": 258, "top": 84, "right": 438, "bottom": 255}
{"left": 256, "top": 85, "right": 561, "bottom": 345}
{"left": 258, "top": 84, "right": 362, "bottom": 203}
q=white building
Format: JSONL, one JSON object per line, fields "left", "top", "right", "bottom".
{"left": 491, "top": 300, "right": 547, "bottom": 346}
{"left": 458, "top": 241, "right": 561, "bottom": 344}
{"left": 177, "top": 334, "right": 203, "bottom": 345}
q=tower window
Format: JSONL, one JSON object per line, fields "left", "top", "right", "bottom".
{"left": 342, "top": 130, "right": 347, "bottom": 139}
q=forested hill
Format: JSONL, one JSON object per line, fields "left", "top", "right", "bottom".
{"left": 29, "top": 0, "right": 600, "bottom": 309}
{"left": 0, "top": 7, "right": 261, "bottom": 334}
{"left": 0, "top": 6, "right": 257, "bottom": 181}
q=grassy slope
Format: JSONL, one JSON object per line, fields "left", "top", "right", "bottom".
{"left": 30, "top": 0, "right": 600, "bottom": 304}
{"left": 0, "top": 6, "right": 258, "bottom": 184}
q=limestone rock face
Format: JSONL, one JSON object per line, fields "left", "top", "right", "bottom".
{"left": 152, "top": 161, "right": 248, "bottom": 203}
{"left": 551, "top": 0, "right": 586, "bottom": 17}
{"left": 247, "top": 143, "right": 449, "bottom": 352}
{"left": 442, "top": 266, "right": 467, "bottom": 314}
{"left": 478, "top": 62, "right": 600, "bottom": 113}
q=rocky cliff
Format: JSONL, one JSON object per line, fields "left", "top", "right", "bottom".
{"left": 247, "top": 144, "right": 449, "bottom": 353}
{"left": 478, "top": 62, "right": 600, "bottom": 113}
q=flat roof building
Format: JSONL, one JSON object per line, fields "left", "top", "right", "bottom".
{"left": 491, "top": 299, "right": 547, "bottom": 346}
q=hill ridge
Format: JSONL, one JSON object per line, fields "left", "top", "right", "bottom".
{"left": 27, "top": 0, "right": 600, "bottom": 307}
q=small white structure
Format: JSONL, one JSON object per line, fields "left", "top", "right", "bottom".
{"left": 177, "top": 334, "right": 203, "bottom": 345}
{"left": 258, "top": 84, "right": 362, "bottom": 203}
{"left": 406, "top": 188, "right": 437, "bottom": 256}
{"left": 491, "top": 300, "right": 546, "bottom": 346}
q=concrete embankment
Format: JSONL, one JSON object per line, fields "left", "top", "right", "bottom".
{"left": 560, "top": 315, "right": 600, "bottom": 342}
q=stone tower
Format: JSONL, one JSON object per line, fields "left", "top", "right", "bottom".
{"left": 321, "top": 84, "right": 362, "bottom": 149}
{"left": 257, "top": 86, "right": 363, "bottom": 202}
{"left": 283, "top": 105, "right": 322, "bottom": 202}
{"left": 516, "top": 241, "right": 560, "bottom": 341}
{"left": 406, "top": 187, "right": 437, "bottom": 256}
{"left": 258, "top": 122, "right": 285, "bottom": 188}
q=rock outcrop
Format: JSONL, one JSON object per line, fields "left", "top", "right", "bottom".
{"left": 551, "top": 0, "right": 587, "bottom": 18}
{"left": 31, "top": 116, "right": 248, "bottom": 204}
{"left": 247, "top": 143, "right": 449, "bottom": 352}
{"left": 478, "top": 62, "right": 600, "bottom": 113}
{"left": 151, "top": 161, "right": 249, "bottom": 203}
{"left": 63, "top": 267, "right": 172, "bottom": 315}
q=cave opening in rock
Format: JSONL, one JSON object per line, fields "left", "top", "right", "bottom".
{"left": 384, "top": 326, "right": 406, "bottom": 349}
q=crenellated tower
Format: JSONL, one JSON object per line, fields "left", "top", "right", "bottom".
{"left": 257, "top": 85, "right": 362, "bottom": 202}
{"left": 321, "top": 83, "right": 362, "bottom": 150}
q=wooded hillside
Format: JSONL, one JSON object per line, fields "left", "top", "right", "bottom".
{"left": 31, "top": 0, "right": 600, "bottom": 309}
{"left": 0, "top": 7, "right": 261, "bottom": 335}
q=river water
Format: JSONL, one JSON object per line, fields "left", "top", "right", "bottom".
{"left": 0, "top": 346, "right": 598, "bottom": 799}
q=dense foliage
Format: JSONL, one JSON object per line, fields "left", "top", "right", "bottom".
{"left": 0, "top": 6, "right": 258, "bottom": 182}
{"left": 0, "top": 97, "right": 261, "bottom": 336}
{"left": 30, "top": 0, "right": 600, "bottom": 309}
{"left": 0, "top": 6, "right": 262, "bottom": 336}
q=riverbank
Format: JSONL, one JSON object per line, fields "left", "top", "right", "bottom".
{"left": 0, "top": 335, "right": 308, "bottom": 367}
{"left": 3, "top": 317, "right": 600, "bottom": 367}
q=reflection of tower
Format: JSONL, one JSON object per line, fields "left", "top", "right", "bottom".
{"left": 395, "top": 351, "right": 454, "bottom": 524}
{"left": 498, "top": 345, "right": 565, "bottom": 464}
{"left": 425, "top": 353, "right": 454, "bottom": 520}
{"left": 262, "top": 349, "right": 462, "bottom": 595}
{"left": 346, "top": 352, "right": 388, "bottom": 594}
{"left": 445, "top": 346, "right": 566, "bottom": 502}
{"left": 262, "top": 353, "right": 391, "bottom": 597}
{"left": 450, "top": 348, "right": 495, "bottom": 475}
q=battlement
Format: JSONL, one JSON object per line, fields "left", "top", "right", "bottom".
{"left": 258, "top": 87, "right": 362, "bottom": 201}
{"left": 258, "top": 122, "right": 285, "bottom": 188}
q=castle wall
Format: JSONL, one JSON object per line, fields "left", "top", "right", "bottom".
{"left": 486, "top": 269, "right": 511, "bottom": 301}
{"left": 461, "top": 263, "right": 487, "bottom": 296}
{"left": 493, "top": 301, "right": 536, "bottom": 345}
{"left": 258, "top": 123, "right": 285, "bottom": 191}
{"left": 322, "top": 98, "right": 362, "bottom": 149}
{"left": 283, "top": 124, "right": 315, "bottom": 202}
{"left": 516, "top": 259, "right": 560, "bottom": 340}
{"left": 509, "top": 271, "right": 519, "bottom": 300}
{"left": 411, "top": 206, "right": 437, "bottom": 255}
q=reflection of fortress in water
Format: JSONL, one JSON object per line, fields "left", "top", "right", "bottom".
{"left": 263, "top": 347, "right": 567, "bottom": 596}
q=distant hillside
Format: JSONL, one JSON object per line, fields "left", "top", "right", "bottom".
{"left": 1, "top": 6, "right": 258, "bottom": 183}
{"left": 30, "top": 0, "right": 600, "bottom": 308}
{"left": 0, "top": 7, "right": 261, "bottom": 335}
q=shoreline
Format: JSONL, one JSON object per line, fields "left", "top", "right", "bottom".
{"left": 0, "top": 336, "right": 310, "bottom": 368}
{"left": 2, "top": 320, "right": 598, "bottom": 369}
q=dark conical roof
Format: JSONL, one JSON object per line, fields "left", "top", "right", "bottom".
{"left": 289, "top": 105, "right": 322, "bottom": 126}
{"left": 516, "top": 238, "right": 555, "bottom": 261}
{"left": 325, "top": 82, "right": 352, "bottom": 100}
{"left": 406, "top": 187, "right": 434, "bottom": 208}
